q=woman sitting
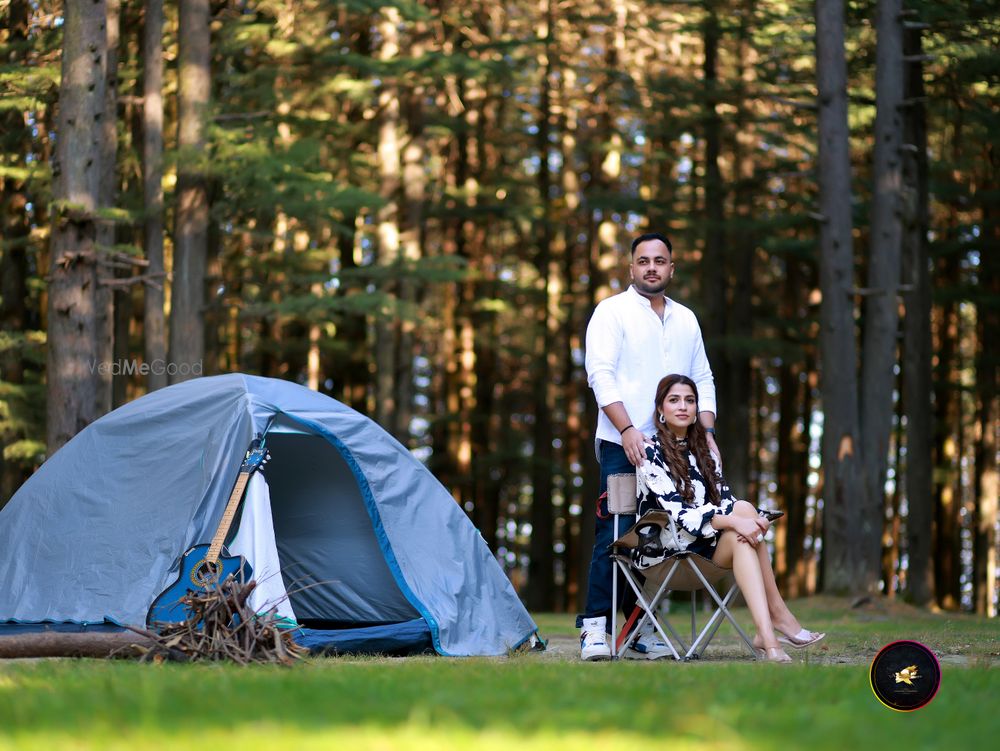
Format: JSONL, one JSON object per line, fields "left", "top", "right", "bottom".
{"left": 634, "top": 373, "right": 825, "bottom": 663}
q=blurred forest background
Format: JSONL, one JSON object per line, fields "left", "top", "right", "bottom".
{"left": 0, "top": 0, "right": 997, "bottom": 615}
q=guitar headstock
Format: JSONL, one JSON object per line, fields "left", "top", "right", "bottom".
{"left": 241, "top": 436, "right": 271, "bottom": 474}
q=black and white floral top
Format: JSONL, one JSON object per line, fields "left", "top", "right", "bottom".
{"left": 633, "top": 435, "right": 744, "bottom": 568}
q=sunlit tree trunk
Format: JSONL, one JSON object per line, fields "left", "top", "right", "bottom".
{"left": 374, "top": 6, "right": 402, "bottom": 436}
{"left": 47, "top": 0, "right": 112, "bottom": 452}
{"left": 142, "top": 0, "right": 167, "bottom": 392}
{"left": 100, "top": 0, "right": 125, "bottom": 408}
{"left": 973, "top": 187, "right": 999, "bottom": 616}
{"left": 701, "top": 0, "right": 727, "bottom": 381}
{"left": 169, "top": 0, "right": 211, "bottom": 383}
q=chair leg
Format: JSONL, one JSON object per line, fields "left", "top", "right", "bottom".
{"left": 613, "top": 557, "right": 683, "bottom": 660}
{"left": 687, "top": 578, "right": 756, "bottom": 659}
{"left": 690, "top": 591, "right": 696, "bottom": 647}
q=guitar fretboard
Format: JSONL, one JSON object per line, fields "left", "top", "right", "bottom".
{"left": 205, "top": 471, "right": 252, "bottom": 563}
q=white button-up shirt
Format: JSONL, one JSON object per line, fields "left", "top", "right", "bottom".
{"left": 585, "top": 285, "right": 717, "bottom": 446}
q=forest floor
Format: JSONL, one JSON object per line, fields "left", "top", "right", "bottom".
{"left": 531, "top": 594, "right": 1000, "bottom": 666}
{"left": 2, "top": 596, "right": 997, "bottom": 750}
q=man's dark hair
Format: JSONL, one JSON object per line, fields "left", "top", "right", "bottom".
{"left": 630, "top": 232, "right": 673, "bottom": 256}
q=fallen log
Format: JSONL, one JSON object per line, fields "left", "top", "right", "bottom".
{"left": 0, "top": 631, "right": 154, "bottom": 659}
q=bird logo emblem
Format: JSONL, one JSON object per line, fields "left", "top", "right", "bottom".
{"left": 894, "top": 665, "right": 919, "bottom": 685}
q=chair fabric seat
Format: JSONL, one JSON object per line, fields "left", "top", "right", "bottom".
{"left": 609, "top": 509, "right": 756, "bottom": 661}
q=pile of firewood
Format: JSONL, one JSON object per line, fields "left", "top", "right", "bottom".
{"left": 134, "top": 578, "right": 307, "bottom": 665}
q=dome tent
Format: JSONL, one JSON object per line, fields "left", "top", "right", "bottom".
{"left": 0, "top": 374, "right": 537, "bottom": 656}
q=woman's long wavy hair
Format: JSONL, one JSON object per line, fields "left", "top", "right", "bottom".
{"left": 652, "top": 374, "right": 722, "bottom": 505}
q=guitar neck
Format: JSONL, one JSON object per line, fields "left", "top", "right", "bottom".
{"left": 205, "top": 471, "right": 252, "bottom": 563}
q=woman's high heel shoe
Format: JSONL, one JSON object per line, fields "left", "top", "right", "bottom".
{"left": 776, "top": 628, "right": 825, "bottom": 649}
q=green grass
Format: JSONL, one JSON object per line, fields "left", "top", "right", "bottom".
{"left": 1, "top": 598, "right": 997, "bottom": 751}
{"left": 1, "top": 658, "right": 997, "bottom": 750}
{"left": 536, "top": 595, "right": 1000, "bottom": 661}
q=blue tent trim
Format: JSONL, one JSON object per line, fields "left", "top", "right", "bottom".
{"left": 293, "top": 618, "right": 433, "bottom": 656}
{"left": 0, "top": 619, "right": 124, "bottom": 634}
{"left": 271, "top": 410, "right": 448, "bottom": 656}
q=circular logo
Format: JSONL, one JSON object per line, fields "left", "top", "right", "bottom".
{"left": 869, "top": 640, "right": 941, "bottom": 712}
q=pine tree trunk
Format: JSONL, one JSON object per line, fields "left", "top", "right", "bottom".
{"left": 859, "top": 0, "right": 905, "bottom": 593}
{"left": 723, "top": 0, "right": 757, "bottom": 496}
{"left": 814, "top": 0, "right": 865, "bottom": 594}
{"left": 47, "top": 0, "right": 112, "bottom": 452}
{"left": 142, "top": 0, "right": 167, "bottom": 392}
{"left": 933, "top": 250, "right": 961, "bottom": 609}
{"left": 973, "top": 195, "right": 999, "bottom": 616}
{"left": 701, "top": 1, "right": 727, "bottom": 381}
{"left": 900, "top": 25, "right": 933, "bottom": 606}
{"left": 169, "top": 0, "right": 211, "bottom": 383}
{"left": 777, "top": 262, "right": 808, "bottom": 596}
{"left": 100, "top": 0, "right": 125, "bottom": 408}
{"left": 527, "top": 0, "right": 556, "bottom": 611}
{"left": 0, "top": 0, "right": 32, "bottom": 505}
{"left": 374, "top": 7, "right": 402, "bottom": 436}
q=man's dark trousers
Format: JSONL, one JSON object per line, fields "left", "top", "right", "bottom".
{"left": 576, "top": 439, "right": 636, "bottom": 629}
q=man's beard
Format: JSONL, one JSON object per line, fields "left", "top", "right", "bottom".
{"left": 633, "top": 275, "right": 668, "bottom": 296}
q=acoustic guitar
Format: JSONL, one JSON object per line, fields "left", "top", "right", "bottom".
{"left": 146, "top": 436, "right": 269, "bottom": 627}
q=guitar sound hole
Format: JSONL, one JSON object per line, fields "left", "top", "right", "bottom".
{"left": 190, "top": 559, "right": 222, "bottom": 588}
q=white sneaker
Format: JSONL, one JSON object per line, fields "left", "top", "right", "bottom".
{"left": 580, "top": 617, "right": 611, "bottom": 661}
{"left": 624, "top": 621, "right": 673, "bottom": 660}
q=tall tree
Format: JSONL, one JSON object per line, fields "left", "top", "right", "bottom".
{"left": 374, "top": 5, "right": 402, "bottom": 436}
{"left": 46, "top": 0, "right": 111, "bottom": 452}
{"left": 900, "top": 21, "right": 933, "bottom": 605}
{"left": 99, "top": 0, "right": 122, "bottom": 407}
{"left": 527, "top": 0, "right": 556, "bottom": 611}
{"left": 815, "top": 0, "right": 865, "bottom": 593}
{"left": 169, "top": 0, "right": 211, "bottom": 383}
{"left": 973, "top": 159, "right": 999, "bottom": 616}
{"left": 142, "top": 0, "right": 167, "bottom": 391}
{"left": 859, "top": 0, "right": 906, "bottom": 592}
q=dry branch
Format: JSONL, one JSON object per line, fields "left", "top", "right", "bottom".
{"left": 141, "top": 577, "right": 306, "bottom": 665}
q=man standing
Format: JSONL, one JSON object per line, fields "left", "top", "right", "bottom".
{"left": 579, "top": 232, "right": 719, "bottom": 660}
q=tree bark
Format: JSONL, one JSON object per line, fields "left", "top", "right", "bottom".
{"left": 527, "top": 0, "right": 555, "bottom": 611}
{"left": 814, "top": 0, "right": 865, "bottom": 594}
{"left": 900, "top": 25, "right": 933, "bottom": 606}
{"left": 100, "top": 0, "right": 126, "bottom": 408}
{"left": 859, "top": 0, "right": 905, "bottom": 593}
{"left": 723, "top": 0, "right": 757, "bottom": 496}
{"left": 0, "top": 631, "right": 153, "bottom": 659}
{"left": 142, "top": 0, "right": 167, "bottom": 392}
{"left": 701, "top": 1, "right": 727, "bottom": 389}
{"left": 933, "top": 250, "right": 962, "bottom": 609}
{"left": 973, "top": 179, "right": 999, "bottom": 616}
{"left": 374, "top": 6, "right": 402, "bottom": 436}
{"left": 169, "top": 0, "right": 211, "bottom": 383}
{"left": 0, "top": 0, "right": 32, "bottom": 505}
{"left": 47, "top": 0, "right": 112, "bottom": 452}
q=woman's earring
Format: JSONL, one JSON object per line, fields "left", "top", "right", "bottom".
{"left": 658, "top": 413, "right": 665, "bottom": 424}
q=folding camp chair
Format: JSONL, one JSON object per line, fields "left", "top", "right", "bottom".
{"left": 605, "top": 474, "right": 757, "bottom": 661}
